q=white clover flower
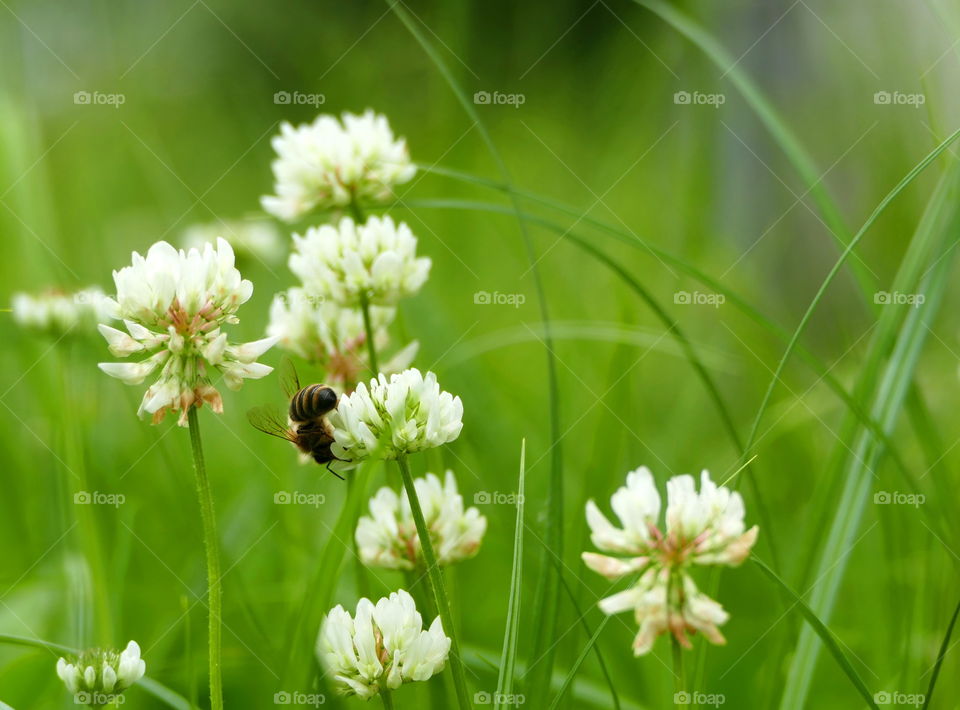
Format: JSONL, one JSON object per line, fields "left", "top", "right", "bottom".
{"left": 289, "top": 216, "right": 430, "bottom": 307}
{"left": 267, "top": 288, "right": 418, "bottom": 387}
{"left": 356, "top": 470, "right": 486, "bottom": 570}
{"left": 582, "top": 467, "right": 758, "bottom": 655}
{"left": 97, "top": 238, "right": 277, "bottom": 426}
{"left": 56, "top": 640, "right": 145, "bottom": 704}
{"left": 182, "top": 219, "right": 285, "bottom": 264}
{"left": 12, "top": 287, "right": 112, "bottom": 335}
{"left": 317, "top": 589, "right": 450, "bottom": 698}
{"left": 262, "top": 110, "right": 416, "bottom": 222}
{"left": 328, "top": 369, "right": 463, "bottom": 470}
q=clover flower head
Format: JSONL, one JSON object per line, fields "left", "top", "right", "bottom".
{"left": 356, "top": 470, "right": 486, "bottom": 570}
{"left": 97, "top": 238, "right": 277, "bottom": 426}
{"left": 267, "top": 288, "right": 418, "bottom": 387}
{"left": 289, "top": 216, "right": 431, "bottom": 307}
{"left": 12, "top": 287, "right": 112, "bottom": 335}
{"left": 56, "top": 640, "right": 145, "bottom": 706}
{"left": 317, "top": 589, "right": 450, "bottom": 698}
{"left": 261, "top": 110, "right": 415, "bottom": 221}
{"left": 328, "top": 368, "right": 463, "bottom": 470}
{"left": 182, "top": 219, "right": 284, "bottom": 264}
{"left": 582, "top": 467, "right": 758, "bottom": 655}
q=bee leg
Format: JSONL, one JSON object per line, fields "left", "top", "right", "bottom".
{"left": 326, "top": 461, "right": 344, "bottom": 480}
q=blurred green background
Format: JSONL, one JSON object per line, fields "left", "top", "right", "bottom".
{"left": 2, "top": 0, "right": 959, "bottom": 708}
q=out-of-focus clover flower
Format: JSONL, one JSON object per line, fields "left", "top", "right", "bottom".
{"left": 97, "top": 239, "right": 277, "bottom": 426}
{"left": 289, "top": 216, "right": 430, "bottom": 307}
{"left": 56, "top": 640, "right": 145, "bottom": 706}
{"left": 582, "top": 467, "right": 758, "bottom": 655}
{"left": 12, "top": 287, "right": 112, "bottom": 335}
{"left": 327, "top": 368, "right": 463, "bottom": 470}
{"left": 261, "top": 110, "right": 416, "bottom": 222}
{"left": 317, "top": 589, "right": 450, "bottom": 699}
{"left": 267, "top": 287, "right": 418, "bottom": 387}
{"left": 356, "top": 470, "right": 486, "bottom": 570}
{"left": 182, "top": 219, "right": 285, "bottom": 265}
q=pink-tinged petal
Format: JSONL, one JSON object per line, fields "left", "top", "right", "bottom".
{"left": 597, "top": 588, "right": 642, "bottom": 615}
{"left": 581, "top": 552, "right": 649, "bottom": 580}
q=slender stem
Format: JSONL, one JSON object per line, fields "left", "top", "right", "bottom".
{"left": 672, "top": 635, "right": 686, "bottom": 707}
{"left": 380, "top": 689, "right": 395, "bottom": 710}
{"left": 187, "top": 407, "right": 223, "bottom": 710}
{"left": 359, "top": 292, "right": 380, "bottom": 375}
{"left": 396, "top": 456, "right": 472, "bottom": 710}
{"left": 349, "top": 197, "right": 366, "bottom": 224}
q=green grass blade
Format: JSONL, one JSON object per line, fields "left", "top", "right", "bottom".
{"left": 629, "top": 0, "right": 876, "bottom": 295}
{"left": 921, "top": 594, "right": 960, "bottom": 710}
{"left": 495, "top": 440, "right": 526, "bottom": 710}
{"left": 751, "top": 560, "right": 879, "bottom": 710}
{"left": 383, "top": 3, "right": 566, "bottom": 703}
{"left": 530, "top": 532, "right": 621, "bottom": 710}
{"left": 780, "top": 178, "right": 960, "bottom": 708}
{"left": 547, "top": 616, "right": 612, "bottom": 710}
{"left": 742, "top": 126, "right": 960, "bottom": 460}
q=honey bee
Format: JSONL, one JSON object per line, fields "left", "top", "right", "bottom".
{"left": 248, "top": 359, "right": 343, "bottom": 475}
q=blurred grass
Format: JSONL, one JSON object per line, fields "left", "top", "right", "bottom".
{"left": 2, "top": 0, "right": 960, "bottom": 708}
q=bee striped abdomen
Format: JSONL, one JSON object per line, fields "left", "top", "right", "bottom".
{"left": 289, "top": 384, "right": 338, "bottom": 423}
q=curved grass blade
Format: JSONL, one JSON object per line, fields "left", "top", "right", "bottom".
{"left": 383, "top": 3, "right": 565, "bottom": 702}
{"left": 495, "top": 440, "right": 526, "bottom": 710}
{"left": 532, "top": 534, "right": 621, "bottom": 710}
{"left": 921, "top": 593, "right": 960, "bottom": 710}
{"left": 781, "top": 191, "right": 960, "bottom": 708}
{"left": 629, "top": 0, "right": 876, "bottom": 296}
{"left": 0, "top": 634, "right": 192, "bottom": 710}
{"left": 741, "top": 126, "right": 960, "bottom": 460}
{"left": 751, "top": 560, "right": 879, "bottom": 710}
{"left": 464, "top": 644, "right": 646, "bottom": 710}
{"left": 547, "top": 616, "right": 612, "bottom": 710}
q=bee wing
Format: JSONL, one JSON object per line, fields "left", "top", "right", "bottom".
{"left": 247, "top": 404, "right": 296, "bottom": 443}
{"left": 278, "top": 356, "right": 302, "bottom": 400}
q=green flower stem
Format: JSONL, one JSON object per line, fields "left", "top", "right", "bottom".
{"left": 187, "top": 407, "right": 223, "bottom": 710}
{"left": 359, "top": 292, "right": 380, "bottom": 375}
{"left": 350, "top": 197, "right": 380, "bottom": 378}
{"left": 380, "top": 689, "right": 395, "bottom": 710}
{"left": 396, "top": 456, "right": 472, "bottom": 710}
{"left": 672, "top": 636, "right": 685, "bottom": 707}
